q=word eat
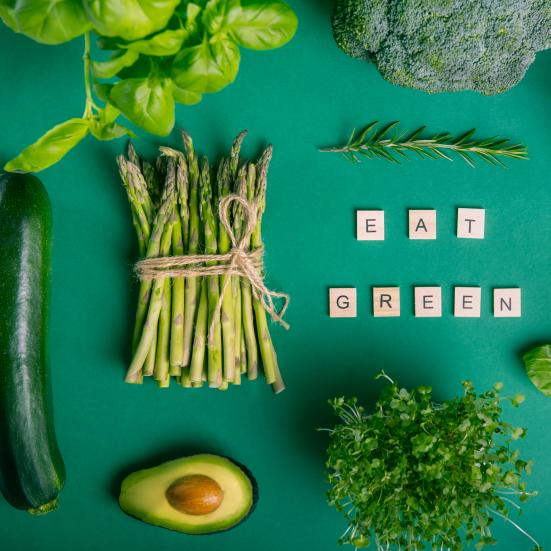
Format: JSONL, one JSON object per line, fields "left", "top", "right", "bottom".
{"left": 356, "top": 208, "right": 485, "bottom": 240}
{"left": 329, "top": 287, "right": 521, "bottom": 318}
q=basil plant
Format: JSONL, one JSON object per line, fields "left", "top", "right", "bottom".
{"left": 0, "top": 0, "right": 298, "bottom": 172}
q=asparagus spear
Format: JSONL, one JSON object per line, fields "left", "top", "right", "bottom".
{"left": 168, "top": 159, "right": 188, "bottom": 374}
{"left": 190, "top": 278, "right": 208, "bottom": 383}
{"left": 216, "top": 159, "right": 236, "bottom": 382}
{"left": 199, "top": 158, "right": 223, "bottom": 387}
{"left": 232, "top": 166, "right": 248, "bottom": 380}
{"left": 182, "top": 131, "right": 201, "bottom": 368}
{"left": 251, "top": 146, "right": 283, "bottom": 389}
{"left": 241, "top": 163, "right": 259, "bottom": 380}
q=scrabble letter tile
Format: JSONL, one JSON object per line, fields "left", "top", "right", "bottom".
{"left": 414, "top": 287, "right": 442, "bottom": 317}
{"left": 409, "top": 210, "right": 437, "bottom": 240}
{"left": 357, "top": 210, "right": 384, "bottom": 241}
{"left": 457, "top": 208, "right": 485, "bottom": 239}
{"left": 373, "top": 287, "right": 400, "bottom": 317}
{"left": 494, "top": 288, "right": 521, "bottom": 317}
{"left": 454, "top": 287, "right": 481, "bottom": 317}
{"left": 329, "top": 288, "right": 357, "bottom": 318}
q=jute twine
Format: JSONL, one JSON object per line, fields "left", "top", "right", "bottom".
{"left": 135, "top": 195, "right": 290, "bottom": 341}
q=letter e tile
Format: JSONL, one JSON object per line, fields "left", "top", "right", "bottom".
{"left": 454, "top": 287, "right": 481, "bottom": 317}
{"left": 357, "top": 210, "right": 384, "bottom": 241}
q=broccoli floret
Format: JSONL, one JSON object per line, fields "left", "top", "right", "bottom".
{"left": 332, "top": 0, "right": 551, "bottom": 95}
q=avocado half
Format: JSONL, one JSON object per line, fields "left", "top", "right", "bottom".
{"left": 119, "top": 454, "right": 257, "bottom": 534}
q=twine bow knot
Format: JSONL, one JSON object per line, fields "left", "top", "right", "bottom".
{"left": 135, "top": 194, "right": 290, "bottom": 342}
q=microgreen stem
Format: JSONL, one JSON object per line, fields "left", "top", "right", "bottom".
{"left": 487, "top": 507, "right": 541, "bottom": 550}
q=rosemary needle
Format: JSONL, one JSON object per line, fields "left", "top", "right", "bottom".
{"left": 320, "top": 121, "right": 528, "bottom": 167}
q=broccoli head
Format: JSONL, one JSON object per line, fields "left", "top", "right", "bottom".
{"left": 332, "top": 0, "right": 551, "bottom": 95}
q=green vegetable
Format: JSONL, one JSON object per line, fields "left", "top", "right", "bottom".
{"left": 320, "top": 121, "right": 528, "bottom": 167}
{"left": 119, "top": 131, "right": 286, "bottom": 393}
{"left": 323, "top": 373, "right": 541, "bottom": 550}
{"left": 5, "top": 118, "right": 90, "bottom": 173}
{"left": 0, "top": 172, "right": 65, "bottom": 514}
{"left": 331, "top": 0, "right": 551, "bottom": 95}
{"left": 84, "top": 0, "right": 180, "bottom": 41}
{"left": 109, "top": 76, "right": 175, "bottom": 136}
{"left": 1, "top": 0, "right": 298, "bottom": 173}
{"left": 523, "top": 345, "right": 551, "bottom": 397}
{"left": 0, "top": 0, "right": 91, "bottom": 45}
{"left": 119, "top": 454, "right": 257, "bottom": 534}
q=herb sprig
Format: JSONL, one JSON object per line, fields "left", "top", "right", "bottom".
{"left": 320, "top": 122, "right": 528, "bottom": 167}
{"left": 323, "top": 373, "right": 541, "bottom": 550}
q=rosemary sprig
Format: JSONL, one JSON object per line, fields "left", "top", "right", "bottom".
{"left": 320, "top": 121, "right": 528, "bottom": 167}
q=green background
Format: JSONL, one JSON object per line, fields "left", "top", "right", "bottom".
{"left": 1, "top": 1, "right": 550, "bottom": 549}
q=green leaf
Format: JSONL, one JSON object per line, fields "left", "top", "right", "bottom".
{"left": 90, "top": 120, "right": 135, "bottom": 140}
{"left": 119, "top": 29, "right": 187, "bottom": 56}
{"left": 89, "top": 104, "right": 136, "bottom": 140}
{"left": 523, "top": 345, "right": 551, "bottom": 397}
{"left": 93, "top": 82, "right": 114, "bottom": 102}
{"left": 84, "top": 0, "right": 180, "bottom": 41}
{"left": 202, "top": 0, "right": 239, "bottom": 34}
{"left": 171, "top": 36, "right": 240, "bottom": 95}
{"left": 91, "top": 49, "right": 139, "bottom": 79}
{"left": 1, "top": 0, "right": 91, "bottom": 44}
{"left": 109, "top": 77, "right": 174, "bottom": 136}
{"left": 4, "top": 118, "right": 89, "bottom": 173}
{"left": 225, "top": 0, "right": 298, "bottom": 50}
{"left": 172, "top": 87, "right": 202, "bottom": 105}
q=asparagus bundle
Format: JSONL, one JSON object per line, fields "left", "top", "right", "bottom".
{"left": 117, "top": 131, "right": 287, "bottom": 393}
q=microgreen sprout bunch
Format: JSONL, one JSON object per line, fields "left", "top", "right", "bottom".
{"left": 324, "top": 373, "right": 541, "bottom": 551}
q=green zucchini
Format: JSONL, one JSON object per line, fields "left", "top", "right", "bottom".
{"left": 0, "top": 172, "right": 65, "bottom": 514}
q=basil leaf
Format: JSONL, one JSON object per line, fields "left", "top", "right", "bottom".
{"left": 116, "top": 55, "right": 152, "bottom": 79}
{"left": 1, "top": 0, "right": 91, "bottom": 45}
{"left": 109, "top": 77, "right": 174, "bottom": 136}
{"left": 90, "top": 120, "right": 135, "bottom": 140}
{"left": 171, "top": 37, "right": 240, "bottom": 95}
{"left": 226, "top": 0, "right": 298, "bottom": 50}
{"left": 523, "top": 345, "right": 551, "bottom": 397}
{"left": 94, "top": 82, "right": 114, "bottom": 102}
{"left": 91, "top": 49, "right": 139, "bottom": 79}
{"left": 121, "top": 29, "right": 187, "bottom": 56}
{"left": 89, "top": 104, "right": 136, "bottom": 140}
{"left": 84, "top": 0, "right": 180, "bottom": 41}
{"left": 202, "top": 0, "right": 239, "bottom": 34}
{"left": 172, "top": 86, "right": 202, "bottom": 105}
{"left": 99, "top": 103, "right": 120, "bottom": 125}
{"left": 4, "top": 118, "right": 90, "bottom": 173}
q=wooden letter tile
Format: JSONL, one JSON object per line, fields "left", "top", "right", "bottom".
{"left": 373, "top": 287, "right": 400, "bottom": 317}
{"left": 457, "top": 208, "right": 485, "bottom": 239}
{"left": 494, "top": 288, "right": 521, "bottom": 317}
{"left": 329, "top": 288, "right": 357, "bottom": 318}
{"left": 454, "top": 287, "right": 481, "bottom": 317}
{"left": 414, "top": 287, "right": 442, "bottom": 317}
{"left": 409, "top": 210, "right": 437, "bottom": 240}
{"left": 357, "top": 210, "right": 384, "bottom": 241}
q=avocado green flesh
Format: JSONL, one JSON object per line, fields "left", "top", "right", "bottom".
{"left": 119, "top": 454, "right": 253, "bottom": 534}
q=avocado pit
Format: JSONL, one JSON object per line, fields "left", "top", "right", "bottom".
{"left": 166, "top": 474, "right": 224, "bottom": 515}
